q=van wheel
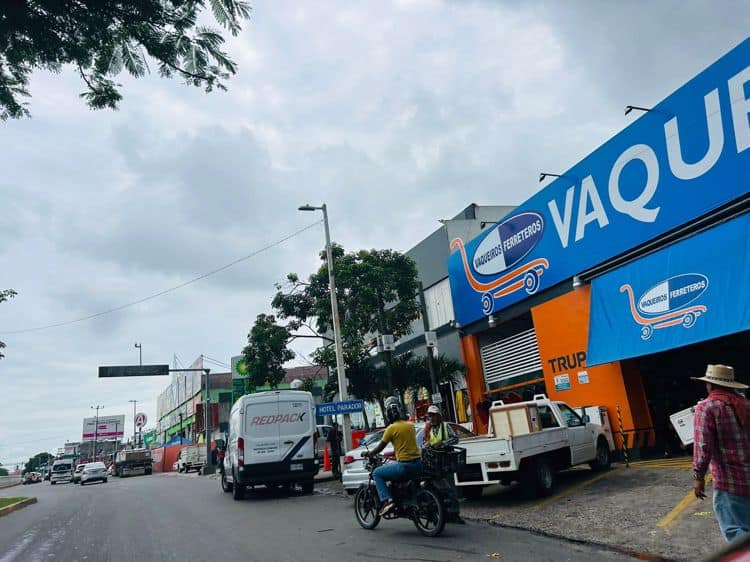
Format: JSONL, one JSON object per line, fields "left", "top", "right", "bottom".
{"left": 232, "top": 480, "right": 245, "bottom": 501}
{"left": 589, "top": 438, "right": 611, "bottom": 471}
{"left": 301, "top": 479, "right": 314, "bottom": 495}
{"left": 221, "top": 472, "right": 233, "bottom": 493}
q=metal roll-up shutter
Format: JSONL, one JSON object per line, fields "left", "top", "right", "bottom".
{"left": 480, "top": 328, "right": 542, "bottom": 386}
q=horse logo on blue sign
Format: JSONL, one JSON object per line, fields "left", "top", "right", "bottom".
{"left": 620, "top": 273, "right": 709, "bottom": 340}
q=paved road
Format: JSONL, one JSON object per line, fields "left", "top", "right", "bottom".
{"left": 0, "top": 474, "right": 632, "bottom": 562}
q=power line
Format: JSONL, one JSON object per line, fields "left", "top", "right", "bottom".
{"left": 1, "top": 221, "right": 322, "bottom": 335}
{"left": 203, "top": 355, "right": 230, "bottom": 369}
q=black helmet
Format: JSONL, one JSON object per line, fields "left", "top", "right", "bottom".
{"left": 384, "top": 396, "right": 404, "bottom": 424}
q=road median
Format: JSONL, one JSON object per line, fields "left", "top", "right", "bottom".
{"left": 0, "top": 497, "right": 37, "bottom": 517}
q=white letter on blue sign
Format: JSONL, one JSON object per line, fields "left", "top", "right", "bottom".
{"left": 548, "top": 185, "right": 576, "bottom": 249}
{"left": 665, "top": 89, "right": 724, "bottom": 180}
{"left": 729, "top": 65, "right": 750, "bottom": 153}
{"left": 575, "top": 175, "right": 610, "bottom": 243}
{"left": 608, "top": 144, "right": 661, "bottom": 223}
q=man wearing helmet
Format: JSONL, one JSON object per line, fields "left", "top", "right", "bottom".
{"left": 363, "top": 396, "right": 422, "bottom": 516}
{"left": 422, "top": 404, "right": 464, "bottom": 524}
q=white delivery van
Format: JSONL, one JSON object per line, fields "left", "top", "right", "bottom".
{"left": 222, "top": 390, "right": 317, "bottom": 500}
{"left": 50, "top": 459, "right": 74, "bottom": 485}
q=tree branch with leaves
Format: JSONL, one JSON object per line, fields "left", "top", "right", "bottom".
{"left": 241, "top": 313, "right": 294, "bottom": 390}
{"left": 0, "top": 0, "right": 251, "bottom": 120}
{"left": 0, "top": 289, "right": 17, "bottom": 359}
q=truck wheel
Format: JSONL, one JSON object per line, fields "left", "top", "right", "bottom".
{"left": 301, "top": 479, "right": 314, "bottom": 495}
{"left": 461, "top": 486, "right": 483, "bottom": 500}
{"left": 522, "top": 458, "right": 555, "bottom": 498}
{"left": 589, "top": 438, "right": 611, "bottom": 471}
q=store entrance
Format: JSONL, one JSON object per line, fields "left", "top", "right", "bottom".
{"left": 627, "top": 329, "right": 750, "bottom": 458}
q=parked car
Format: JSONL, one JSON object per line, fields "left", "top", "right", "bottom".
{"left": 71, "top": 463, "right": 86, "bottom": 484}
{"left": 341, "top": 422, "right": 476, "bottom": 494}
{"left": 222, "top": 390, "right": 317, "bottom": 500}
{"left": 50, "top": 460, "right": 74, "bottom": 485}
{"left": 80, "top": 462, "right": 108, "bottom": 485}
{"left": 23, "top": 472, "right": 42, "bottom": 484}
{"left": 454, "top": 395, "right": 614, "bottom": 499}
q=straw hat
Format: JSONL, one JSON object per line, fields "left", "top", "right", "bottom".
{"left": 691, "top": 364, "right": 748, "bottom": 390}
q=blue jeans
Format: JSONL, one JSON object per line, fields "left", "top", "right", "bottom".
{"left": 373, "top": 460, "right": 423, "bottom": 501}
{"left": 714, "top": 489, "right": 750, "bottom": 542}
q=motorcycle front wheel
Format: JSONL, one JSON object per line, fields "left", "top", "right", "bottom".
{"left": 412, "top": 488, "right": 446, "bottom": 537}
{"left": 354, "top": 485, "right": 381, "bottom": 530}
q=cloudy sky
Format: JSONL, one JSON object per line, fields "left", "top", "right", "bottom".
{"left": 1, "top": 1, "right": 747, "bottom": 468}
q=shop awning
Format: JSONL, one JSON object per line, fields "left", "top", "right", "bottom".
{"left": 587, "top": 213, "right": 750, "bottom": 366}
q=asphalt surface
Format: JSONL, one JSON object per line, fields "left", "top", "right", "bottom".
{"left": 0, "top": 473, "right": 633, "bottom": 562}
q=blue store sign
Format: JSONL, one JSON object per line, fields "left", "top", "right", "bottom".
{"left": 587, "top": 213, "right": 750, "bottom": 366}
{"left": 316, "top": 400, "right": 365, "bottom": 416}
{"left": 447, "top": 38, "right": 750, "bottom": 328}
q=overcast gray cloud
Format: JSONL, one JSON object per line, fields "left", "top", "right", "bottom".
{"left": 1, "top": 0, "right": 747, "bottom": 467}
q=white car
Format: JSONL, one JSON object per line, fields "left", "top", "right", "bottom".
{"left": 80, "top": 462, "right": 108, "bottom": 485}
{"left": 71, "top": 463, "right": 86, "bottom": 484}
{"left": 341, "top": 422, "right": 476, "bottom": 494}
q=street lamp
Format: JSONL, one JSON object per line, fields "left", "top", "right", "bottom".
{"left": 298, "top": 203, "right": 352, "bottom": 451}
{"left": 134, "top": 342, "right": 142, "bottom": 366}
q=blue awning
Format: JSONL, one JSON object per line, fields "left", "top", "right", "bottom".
{"left": 587, "top": 213, "right": 750, "bottom": 366}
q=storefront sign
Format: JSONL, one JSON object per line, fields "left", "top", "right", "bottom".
{"left": 587, "top": 212, "right": 750, "bottom": 365}
{"left": 448, "top": 38, "right": 750, "bottom": 327}
{"left": 315, "top": 400, "right": 365, "bottom": 416}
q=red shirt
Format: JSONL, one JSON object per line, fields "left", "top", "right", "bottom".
{"left": 693, "top": 390, "right": 750, "bottom": 496}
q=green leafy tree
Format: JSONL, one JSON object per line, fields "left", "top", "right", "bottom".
{"left": 273, "top": 246, "right": 421, "bottom": 398}
{"left": 0, "top": 0, "right": 251, "bottom": 120}
{"left": 23, "top": 452, "right": 53, "bottom": 474}
{"left": 241, "top": 313, "right": 294, "bottom": 389}
{"left": 0, "top": 289, "right": 16, "bottom": 359}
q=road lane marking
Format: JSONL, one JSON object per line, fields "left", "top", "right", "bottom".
{"left": 532, "top": 467, "right": 622, "bottom": 511}
{"left": 656, "top": 475, "right": 712, "bottom": 529}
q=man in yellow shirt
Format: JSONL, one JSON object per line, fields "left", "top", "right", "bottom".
{"left": 364, "top": 396, "right": 422, "bottom": 516}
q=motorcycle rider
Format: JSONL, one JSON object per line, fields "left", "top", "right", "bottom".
{"left": 422, "top": 404, "right": 465, "bottom": 524}
{"left": 363, "top": 396, "right": 422, "bottom": 516}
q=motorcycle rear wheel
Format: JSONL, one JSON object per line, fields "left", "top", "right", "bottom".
{"left": 412, "top": 488, "right": 446, "bottom": 537}
{"left": 354, "top": 485, "right": 381, "bottom": 530}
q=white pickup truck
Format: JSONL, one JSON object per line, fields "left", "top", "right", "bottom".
{"left": 455, "top": 395, "right": 614, "bottom": 499}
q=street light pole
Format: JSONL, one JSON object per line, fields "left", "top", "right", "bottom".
{"left": 298, "top": 203, "right": 352, "bottom": 451}
{"left": 129, "top": 400, "right": 137, "bottom": 447}
{"left": 91, "top": 405, "right": 103, "bottom": 462}
{"left": 134, "top": 342, "right": 142, "bottom": 366}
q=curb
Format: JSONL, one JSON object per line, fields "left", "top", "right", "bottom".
{"left": 468, "top": 515, "right": 678, "bottom": 562}
{"left": 0, "top": 497, "right": 37, "bottom": 518}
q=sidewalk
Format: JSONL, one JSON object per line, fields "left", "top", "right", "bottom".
{"left": 316, "top": 458, "right": 726, "bottom": 561}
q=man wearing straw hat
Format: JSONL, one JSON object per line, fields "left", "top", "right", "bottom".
{"left": 692, "top": 364, "right": 750, "bottom": 542}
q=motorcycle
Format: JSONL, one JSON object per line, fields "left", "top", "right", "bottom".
{"left": 353, "top": 446, "right": 465, "bottom": 537}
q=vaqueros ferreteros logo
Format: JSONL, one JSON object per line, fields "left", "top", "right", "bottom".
{"left": 620, "top": 273, "right": 709, "bottom": 340}
{"left": 451, "top": 212, "right": 549, "bottom": 315}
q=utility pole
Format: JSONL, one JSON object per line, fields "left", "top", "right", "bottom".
{"left": 112, "top": 422, "right": 119, "bottom": 465}
{"left": 91, "top": 405, "right": 103, "bottom": 462}
{"left": 204, "top": 368, "right": 212, "bottom": 474}
{"left": 129, "top": 400, "right": 137, "bottom": 447}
